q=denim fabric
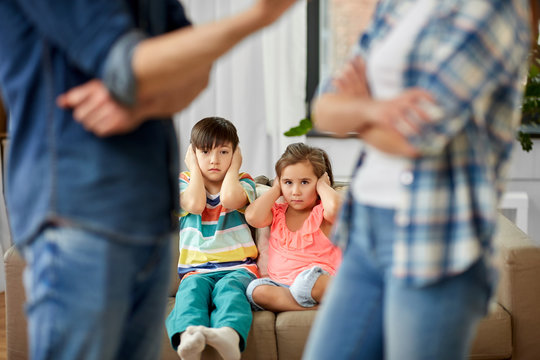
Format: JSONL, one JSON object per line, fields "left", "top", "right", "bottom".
{"left": 103, "top": 29, "right": 148, "bottom": 106}
{"left": 22, "top": 226, "right": 172, "bottom": 360}
{"left": 246, "top": 278, "right": 289, "bottom": 311}
{"left": 246, "top": 266, "right": 327, "bottom": 310}
{"left": 0, "top": 0, "right": 189, "bottom": 246}
{"left": 303, "top": 203, "right": 491, "bottom": 360}
{"left": 166, "top": 270, "right": 256, "bottom": 351}
{"left": 289, "top": 266, "right": 327, "bottom": 307}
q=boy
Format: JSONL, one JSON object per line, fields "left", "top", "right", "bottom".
{"left": 166, "top": 117, "right": 259, "bottom": 360}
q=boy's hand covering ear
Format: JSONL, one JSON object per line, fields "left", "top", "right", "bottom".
{"left": 230, "top": 146, "right": 243, "bottom": 172}
{"left": 184, "top": 144, "right": 199, "bottom": 172}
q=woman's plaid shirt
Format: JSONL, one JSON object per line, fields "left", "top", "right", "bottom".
{"left": 333, "top": 0, "right": 532, "bottom": 286}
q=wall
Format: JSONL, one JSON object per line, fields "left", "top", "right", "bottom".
{"left": 323, "top": 0, "right": 377, "bottom": 76}
{"left": 306, "top": 136, "right": 363, "bottom": 182}
{"left": 505, "top": 139, "right": 540, "bottom": 245}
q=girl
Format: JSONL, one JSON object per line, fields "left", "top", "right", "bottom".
{"left": 245, "top": 143, "right": 342, "bottom": 312}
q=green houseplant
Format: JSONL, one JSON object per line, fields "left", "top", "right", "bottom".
{"left": 518, "top": 44, "right": 540, "bottom": 152}
{"left": 283, "top": 116, "right": 312, "bottom": 136}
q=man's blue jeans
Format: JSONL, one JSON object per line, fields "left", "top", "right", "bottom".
{"left": 303, "top": 203, "right": 491, "bottom": 360}
{"left": 22, "top": 226, "right": 172, "bottom": 360}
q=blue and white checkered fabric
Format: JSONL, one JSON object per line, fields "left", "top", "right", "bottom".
{"left": 333, "top": 0, "right": 532, "bottom": 286}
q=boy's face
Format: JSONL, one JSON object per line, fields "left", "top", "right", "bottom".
{"left": 195, "top": 142, "right": 234, "bottom": 183}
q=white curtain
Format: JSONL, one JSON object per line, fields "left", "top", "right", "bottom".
{"left": 174, "top": 0, "right": 307, "bottom": 177}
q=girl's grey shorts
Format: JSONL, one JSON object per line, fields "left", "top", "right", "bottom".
{"left": 246, "top": 266, "right": 328, "bottom": 310}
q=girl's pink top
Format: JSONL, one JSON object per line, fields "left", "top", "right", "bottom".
{"left": 267, "top": 202, "right": 342, "bottom": 285}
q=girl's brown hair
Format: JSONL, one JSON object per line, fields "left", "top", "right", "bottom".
{"left": 275, "top": 143, "right": 334, "bottom": 186}
{"left": 190, "top": 117, "right": 239, "bottom": 151}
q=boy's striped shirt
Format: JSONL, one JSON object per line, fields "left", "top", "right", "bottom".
{"left": 178, "top": 172, "right": 259, "bottom": 279}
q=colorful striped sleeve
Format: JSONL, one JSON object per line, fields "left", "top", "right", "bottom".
{"left": 238, "top": 173, "right": 256, "bottom": 214}
{"left": 179, "top": 172, "right": 190, "bottom": 217}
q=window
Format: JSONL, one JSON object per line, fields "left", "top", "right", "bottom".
{"left": 306, "top": 0, "right": 377, "bottom": 136}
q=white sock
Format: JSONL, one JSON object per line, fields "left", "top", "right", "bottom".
{"left": 177, "top": 326, "right": 206, "bottom": 360}
{"left": 201, "top": 326, "right": 241, "bottom": 360}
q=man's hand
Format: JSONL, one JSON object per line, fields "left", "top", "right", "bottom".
{"left": 57, "top": 64, "right": 210, "bottom": 137}
{"left": 57, "top": 80, "right": 144, "bottom": 137}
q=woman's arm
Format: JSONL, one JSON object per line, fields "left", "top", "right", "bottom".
{"left": 312, "top": 54, "right": 433, "bottom": 157}
{"left": 312, "top": 93, "right": 425, "bottom": 157}
{"left": 245, "top": 178, "right": 281, "bottom": 228}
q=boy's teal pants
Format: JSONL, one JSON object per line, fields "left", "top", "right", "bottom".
{"left": 166, "top": 269, "right": 256, "bottom": 351}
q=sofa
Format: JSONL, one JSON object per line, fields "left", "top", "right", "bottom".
{"left": 5, "top": 181, "right": 540, "bottom": 360}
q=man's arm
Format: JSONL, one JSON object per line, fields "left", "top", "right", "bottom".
{"left": 132, "top": 0, "right": 298, "bottom": 102}
{"left": 58, "top": 0, "right": 299, "bottom": 136}
{"left": 57, "top": 63, "right": 210, "bottom": 137}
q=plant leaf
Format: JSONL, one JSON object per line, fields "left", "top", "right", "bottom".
{"left": 283, "top": 117, "right": 313, "bottom": 137}
{"left": 517, "top": 131, "right": 533, "bottom": 152}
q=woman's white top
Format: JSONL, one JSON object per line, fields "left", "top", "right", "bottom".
{"left": 352, "top": 0, "right": 436, "bottom": 207}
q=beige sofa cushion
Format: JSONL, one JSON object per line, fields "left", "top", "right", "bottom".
{"left": 470, "top": 303, "right": 512, "bottom": 360}
{"left": 275, "top": 311, "right": 316, "bottom": 360}
{"left": 492, "top": 213, "right": 540, "bottom": 360}
{"left": 4, "top": 245, "right": 28, "bottom": 360}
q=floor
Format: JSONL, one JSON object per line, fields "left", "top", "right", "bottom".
{"left": 0, "top": 292, "right": 6, "bottom": 360}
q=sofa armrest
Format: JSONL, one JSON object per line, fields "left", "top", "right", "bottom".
{"left": 494, "top": 213, "right": 540, "bottom": 360}
{"left": 4, "top": 245, "right": 28, "bottom": 360}
{"left": 168, "top": 235, "right": 181, "bottom": 297}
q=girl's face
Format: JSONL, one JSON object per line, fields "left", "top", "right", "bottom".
{"left": 280, "top": 161, "right": 319, "bottom": 211}
{"left": 195, "top": 142, "right": 233, "bottom": 183}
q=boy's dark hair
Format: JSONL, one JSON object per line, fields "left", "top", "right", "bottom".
{"left": 190, "top": 117, "right": 239, "bottom": 151}
{"left": 275, "top": 142, "right": 334, "bottom": 186}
